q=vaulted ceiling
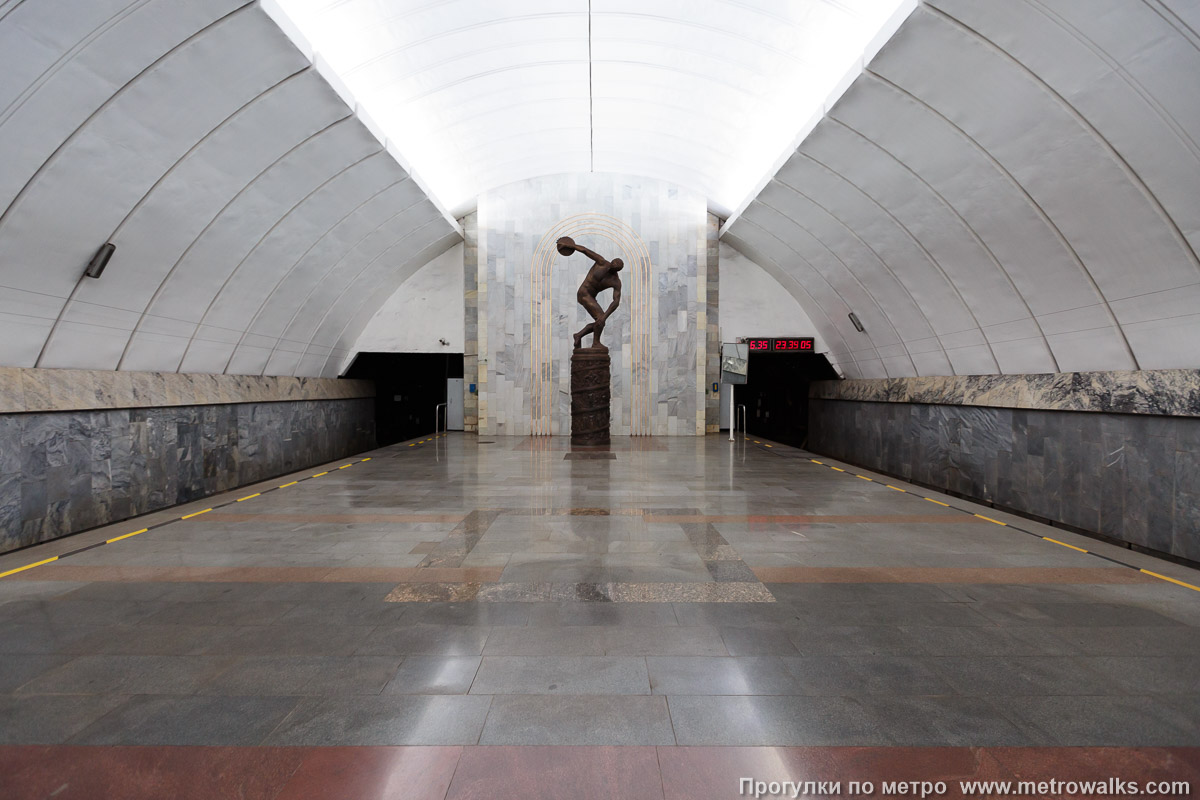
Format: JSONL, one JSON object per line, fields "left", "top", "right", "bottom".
{"left": 724, "top": 0, "right": 1200, "bottom": 378}
{"left": 265, "top": 0, "right": 913, "bottom": 217}
{"left": 0, "top": 0, "right": 1196, "bottom": 378}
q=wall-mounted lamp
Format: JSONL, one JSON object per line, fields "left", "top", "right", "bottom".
{"left": 848, "top": 311, "right": 865, "bottom": 333}
{"left": 84, "top": 243, "right": 115, "bottom": 279}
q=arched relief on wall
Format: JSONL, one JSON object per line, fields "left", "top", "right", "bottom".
{"left": 530, "top": 214, "right": 652, "bottom": 436}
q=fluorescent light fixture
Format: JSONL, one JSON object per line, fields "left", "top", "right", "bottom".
{"left": 848, "top": 311, "right": 865, "bottom": 332}
{"left": 265, "top": 0, "right": 914, "bottom": 216}
{"left": 84, "top": 243, "right": 115, "bottom": 279}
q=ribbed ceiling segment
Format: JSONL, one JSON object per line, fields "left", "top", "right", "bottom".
{"left": 0, "top": 0, "right": 459, "bottom": 377}
{"left": 266, "top": 0, "right": 915, "bottom": 216}
{"left": 724, "top": 0, "right": 1200, "bottom": 378}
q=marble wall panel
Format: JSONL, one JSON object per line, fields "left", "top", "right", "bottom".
{"left": 462, "top": 212, "right": 479, "bottom": 432}
{"left": 809, "top": 399, "right": 1200, "bottom": 563}
{"left": 474, "top": 173, "right": 708, "bottom": 436}
{"left": 0, "top": 367, "right": 373, "bottom": 414}
{"left": 705, "top": 212, "right": 721, "bottom": 433}
{"left": 810, "top": 370, "right": 1200, "bottom": 416}
{"left": 0, "top": 398, "right": 375, "bottom": 554}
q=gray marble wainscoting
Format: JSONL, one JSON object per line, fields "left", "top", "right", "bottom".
{"left": 0, "top": 398, "right": 375, "bottom": 554}
{"left": 809, "top": 394, "right": 1200, "bottom": 563}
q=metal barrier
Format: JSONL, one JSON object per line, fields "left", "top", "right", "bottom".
{"left": 435, "top": 402, "right": 447, "bottom": 436}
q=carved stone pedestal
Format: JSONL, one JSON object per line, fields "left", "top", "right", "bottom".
{"left": 570, "top": 348, "right": 610, "bottom": 447}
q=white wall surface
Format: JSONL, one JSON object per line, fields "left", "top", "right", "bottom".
{"left": 348, "top": 244, "right": 465, "bottom": 357}
{"left": 718, "top": 243, "right": 825, "bottom": 352}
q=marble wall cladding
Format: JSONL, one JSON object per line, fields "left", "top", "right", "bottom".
{"left": 0, "top": 398, "right": 375, "bottom": 554}
{"left": 475, "top": 173, "right": 709, "bottom": 436}
{"left": 810, "top": 370, "right": 1200, "bottom": 417}
{"left": 705, "top": 213, "right": 721, "bottom": 434}
{"left": 462, "top": 212, "right": 480, "bottom": 433}
{"left": 809, "top": 399, "right": 1200, "bottom": 563}
{"left": 0, "top": 367, "right": 373, "bottom": 414}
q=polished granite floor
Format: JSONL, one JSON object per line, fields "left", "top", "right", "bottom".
{"left": 1, "top": 434, "right": 1199, "bottom": 798}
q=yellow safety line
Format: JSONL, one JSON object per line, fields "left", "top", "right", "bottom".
{"left": 0, "top": 557, "right": 58, "bottom": 578}
{"left": 804, "top": 449, "right": 1200, "bottom": 596}
{"left": 1043, "top": 536, "right": 1087, "bottom": 553}
{"left": 106, "top": 528, "right": 148, "bottom": 544}
{"left": 1140, "top": 569, "right": 1200, "bottom": 592}
{"left": 764, "top": 444, "right": 772, "bottom": 448}
{"left": 1, "top": 453, "right": 373, "bottom": 581}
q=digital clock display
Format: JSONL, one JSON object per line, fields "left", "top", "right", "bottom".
{"left": 773, "top": 337, "right": 814, "bottom": 352}
{"left": 744, "top": 337, "right": 816, "bottom": 352}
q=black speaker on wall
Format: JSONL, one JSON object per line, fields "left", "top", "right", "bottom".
{"left": 84, "top": 242, "right": 115, "bottom": 279}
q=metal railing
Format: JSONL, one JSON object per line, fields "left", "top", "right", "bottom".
{"left": 434, "top": 402, "right": 447, "bottom": 436}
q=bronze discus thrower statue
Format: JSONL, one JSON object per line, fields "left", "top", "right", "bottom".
{"left": 557, "top": 236, "right": 623, "bottom": 351}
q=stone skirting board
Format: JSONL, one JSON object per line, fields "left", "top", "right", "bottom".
{"left": 0, "top": 367, "right": 374, "bottom": 415}
{"left": 808, "top": 399, "right": 1200, "bottom": 563}
{"left": 810, "top": 370, "right": 1200, "bottom": 417}
{"left": 0, "top": 398, "right": 375, "bottom": 554}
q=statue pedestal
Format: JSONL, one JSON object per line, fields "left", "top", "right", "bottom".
{"left": 570, "top": 348, "right": 610, "bottom": 447}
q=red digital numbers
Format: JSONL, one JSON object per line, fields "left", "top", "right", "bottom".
{"left": 745, "top": 337, "right": 816, "bottom": 352}
{"left": 771, "top": 338, "right": 814, "bottom": 352}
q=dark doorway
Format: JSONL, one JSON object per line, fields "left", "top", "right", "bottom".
{"left": 737, "top": 352, "right": 838, "bottom": 448}
{"left": 343, "top": 352, "right": 464, "bottom": 447}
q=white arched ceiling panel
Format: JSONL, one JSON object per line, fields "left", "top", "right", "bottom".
{"left": 34, "top": 12, "right": 312, "bottom": 369}
{"left": 830, "top": 74, "right": 1137, "bottom": 373}
{"left": 175, "top": 124, "right": 386, "bottom": 374}
{"left": 235, "top": 179, "right": 432, "bottom": 368}
{"left": 0, "top": 1, "right": 458, "bottom": 376}
{"left": 0, "top": 0, "right": 259, "bottom": 366}
{"left": 112, "top": 70, "right": 354, "bottom": 373}
{"left": 319, "top": 225, "right": 463, "bottom": 376}
{"left": 726, "top": 215, "right": 885, "bottom": 377}
{"left": 725, "top": 0, "right": 1200, "bottom": 377}
{"left": 799, "top": 121, "right": 1059, "bottom": 375}
{"left": 225, "top": 183, "right": 444, "bottom": 375}
{"left": 267, "top": 0, "right": 916, "bottom": 216}
{"left": 874, "top": 7, "right": 1200, "bottom": 366}
{"left": 204, "top": 150, "right": 405, "bottom": 373}
{"left": 279, "top": 209, "right": 450, "bottom": 360}
{"left": 0, "top": 0, "right": 250, "bottom": 213}
{"left": 749, "top": 184, "right": 920, "bottom": 376}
